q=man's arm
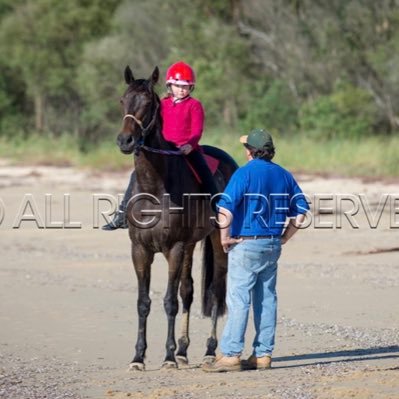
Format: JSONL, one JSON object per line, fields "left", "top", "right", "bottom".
{"left": 281, "top": 213, "right": 306, "bottom": 245}
{"left": 217, "top": 206, "right": 242, "bottom": 253}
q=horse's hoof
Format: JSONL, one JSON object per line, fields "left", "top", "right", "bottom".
{"left": 161, "top": 360, "right": 178, "bottom": 370}
{"left": 202, "top": 355, "right": 216, "bottom": 365}
{"left": 128, "top": 362, "right": 145, "bottom": 371}
{"left": 176, "top": 355, "right": 189, "bottom": 368}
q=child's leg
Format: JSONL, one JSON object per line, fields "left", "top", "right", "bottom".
{"left": 102, "top": 171, "right": 136, "bottom": 230}
{"left": 186, "top": 150, "right": 219, "bottom": 210}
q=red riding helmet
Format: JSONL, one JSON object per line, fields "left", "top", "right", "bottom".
{"left": 165, "top": 61, "right": 196, "bottom": 86}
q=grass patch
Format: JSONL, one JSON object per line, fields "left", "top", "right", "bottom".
{"left": 203, "top": 128, "right": 399, "bottom": 178}
{"left": 0, "top": 133, "right": 133, "bottom": 171}
{"left": 1, "top": 130, "right": 398, "bottom": 178}
{"left": 0, "top": 134, "right": 81, "bottom": 166}
{"left": 77, "top": 140, "right": 133, "bottom": 171}
{"left": 274, "top": 134, "right": 399, "bottom": 177}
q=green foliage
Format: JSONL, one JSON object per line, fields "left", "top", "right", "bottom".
{"left": 0, "top": 0, "right": 24, "bottom": 16}
{"left": 164, "top": 7, "right": 252, "bottom": 127}
{"left": 0, "top": 68, "right": 13, "bottom": 117}
{"left": 190, "top": 0, "right": 242, "bottom": 23}
{"left": 76, "top": 0, "right": 172, "bottom": 141}
{"left": 1, "top": 0, "right": 399, "bottom": 178}
{"left": 299, "top": 84, "right": 376, "bottom": 139}
{"left": 241, "top": 80, "right": 298, "bottom": 135}
{"left": 0, "top": 0, "right": 120, "bottom": 135}
{"left": 76, "top": 36, "right": 126, "bottom": 142}
{"left": 1, "top": 0, "right": 116, "bottom": 92}
{"left": 0, "top": 63, "right": 28, "bottom": 136}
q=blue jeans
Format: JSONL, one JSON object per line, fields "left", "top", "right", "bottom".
{"left": 220, "top": 238, "right": 282, "bottom": 357}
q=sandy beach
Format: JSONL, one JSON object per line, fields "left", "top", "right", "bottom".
{"left": 0, "top": 164, "right": 398, "bottom": 398}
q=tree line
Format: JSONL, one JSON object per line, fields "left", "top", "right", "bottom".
{"left": 1, "top": 0, "right": 398, "bottom": 146}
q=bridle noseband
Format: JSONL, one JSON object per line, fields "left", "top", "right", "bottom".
{"left": 123, "top": 100, "right": 159, "bottom": 137}
{"left": 122, "top": 100, "right": 160, "bottom": 155}
{"left": 123, "top": 113, "right": 144, "bottom": 129}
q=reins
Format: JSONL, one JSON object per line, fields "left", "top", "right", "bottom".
{"left": 141, "top": 145, "right": 183, "bottom": 156}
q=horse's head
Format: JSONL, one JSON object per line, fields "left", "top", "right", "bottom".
{"left": 117, "top": 66, "right": 160, "bottom": 154}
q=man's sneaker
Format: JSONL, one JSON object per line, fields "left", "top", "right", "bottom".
{"left": 243, "top": 355, "right": 272, "bottom": 370}
{"left": 202, "top": 355, "right": 241, "bottom": 372}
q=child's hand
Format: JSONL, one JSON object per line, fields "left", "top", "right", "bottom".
{"left": 179, "top": 144, "right": 193, "bottom": 155}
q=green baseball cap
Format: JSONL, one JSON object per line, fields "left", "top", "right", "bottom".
{"left": 240, "top": 128, "right": 273, "bottom": 150}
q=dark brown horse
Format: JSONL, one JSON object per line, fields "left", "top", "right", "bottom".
{"left": 116, "top": 66, "right": 237, "bottom": 370}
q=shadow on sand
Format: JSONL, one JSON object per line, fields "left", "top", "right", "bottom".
{"left": 272, "top": 345, "right": 399, "bottom": 369}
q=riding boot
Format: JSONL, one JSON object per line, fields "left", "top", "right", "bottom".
{"left": 102, "top": 171, "right": 136, "bottom": 230}
{"left": 102, "top": 207, "right": 127, "bottom": 230}
{"left": 186, "top": 150, "right": 219, "bottom": 212}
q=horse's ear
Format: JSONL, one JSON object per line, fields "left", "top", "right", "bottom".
{"left": 149, "top": 66, "right": 159, "bottom": 86}
{"left": 124, "top": 66, "right": 135, "bottom": 85}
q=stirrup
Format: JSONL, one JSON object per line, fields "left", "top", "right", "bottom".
{"left": 101, "top": 210, "right": 128, "bottom": 230}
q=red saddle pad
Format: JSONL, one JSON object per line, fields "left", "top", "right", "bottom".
{"left": 186, "top": 154, "right": 220, "bottom": 184}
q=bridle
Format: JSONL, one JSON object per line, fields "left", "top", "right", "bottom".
{"left": 123, "top": 100, "right": 159, "bottom": 138}
{"left": 122, "top": 101, "right": 183, "bottom": 156}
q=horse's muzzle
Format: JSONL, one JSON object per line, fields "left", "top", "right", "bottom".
{"left": 117, "top": 133, "right": 135, "bottom": 154}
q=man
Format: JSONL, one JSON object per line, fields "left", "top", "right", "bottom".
{"left": 203, "top": 128, "right": 309, "bottom": 372}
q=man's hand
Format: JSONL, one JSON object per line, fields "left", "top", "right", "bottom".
{"left": 179, "top": 144, "right": 193, "bottom": 155}
{"left": 281, "top": 213, "right": 307, "bottom": 245}
{"left": 221, "top": 237, "right": 243, "bottom": 253}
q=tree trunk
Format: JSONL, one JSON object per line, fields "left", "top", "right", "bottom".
{"left": 231, "top": 0, "right": 242, "bottom": 24}
{"left": 223, "top": 98, "right": 237, "bottom": 127}
{"left": 34, "top": 91, "right": 44, "bottom": 132}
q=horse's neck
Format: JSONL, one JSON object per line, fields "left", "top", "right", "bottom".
{"left": 134, "top": 124, "right": 177, "bottom": 194}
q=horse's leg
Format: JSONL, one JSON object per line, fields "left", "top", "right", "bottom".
{"left": 129, "top": 244, "right": 154, "bottom": 371}
{"left": 175, "top": 243, "right": 195, "bottom": 366}
{"left": 162, "top": 242, "right": 185, "bottom": 368}
{"left": 203, "top": 301, "right": 219, "bottom": 364}
{"left": 202, "top": 230, "right": 227, "bottom": 364}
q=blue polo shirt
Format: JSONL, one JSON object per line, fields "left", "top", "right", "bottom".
{"left": 217, "top": 159, "right": 309, "bottom": 237}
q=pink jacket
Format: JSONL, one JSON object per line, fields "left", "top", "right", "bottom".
{"left": 160, "top": 96, "right": 204, "bottom": 149}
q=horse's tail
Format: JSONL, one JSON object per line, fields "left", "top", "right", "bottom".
{"left": 201, "top": 234, "right": 227, "bottom": 317}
